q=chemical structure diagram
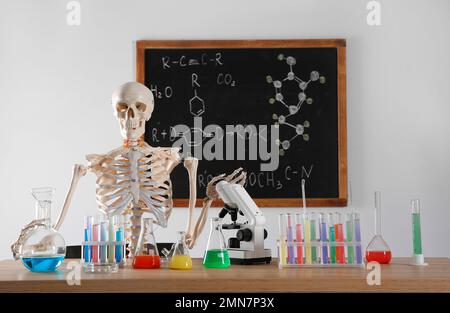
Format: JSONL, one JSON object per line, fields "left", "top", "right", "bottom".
{"left": 266, "top": 54, "right": 326, "bottom": 156}
{"left": 189, "top": 89, "right": 205, "bottom": 117}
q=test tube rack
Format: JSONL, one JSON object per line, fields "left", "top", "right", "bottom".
{"left": 82, "top": 215, "right": 126, "bottom": 273}
{"left": 81, "top": 240, "right": 126, "bottom": 273}
{"left": 277, "top": 212, "right": 364, "bottom": 268}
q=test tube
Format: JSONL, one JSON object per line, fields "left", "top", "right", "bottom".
{"left": 108, "top": 216, "right": 115, "bottom": 262}
{"left": 278, "top": 214, "right": 287, "bottom": 266}
{"left": 353, "top": 212, "right": 363, "bottom": 264}
{"left": 328, "top": 213, "right": 336, "bottom": 264}
{"left": 346, "top": 213, "right": 355, "bottom": 264}
{"left": 310, "top": 213, "right": 317, "bottom": 264}
{"left": 115, "top": 215, "right": 124, "bottom": 263}
{"left": 83, "top": 216, "right": 91, "bottom": 263}
{"left": 334, "top": 213, "right": 345, "bottom": 264}
{"left": 295, "top": 214, "right": 303, "bottom": 264}
{"left": 304, "top": 214, "right": 312, "bottom": 264}
{"left": 286, "top": 214, "right": 295, "bottom": 264}
{"left": 99, "top": 217, "right": 108, "bottom": 263}
{"left": 319, "top": 213, "right": 329, "bottom": 264}
{"left": 92, "top": 216, "right": 99, "bottom": 263}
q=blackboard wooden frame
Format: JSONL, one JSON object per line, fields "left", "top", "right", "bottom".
{"left": 136, "top": 39, "right": 347, "bottom": 207}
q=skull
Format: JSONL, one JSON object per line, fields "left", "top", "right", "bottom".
{"left": 112, "top": 82, "right": 154, "bottom": 141}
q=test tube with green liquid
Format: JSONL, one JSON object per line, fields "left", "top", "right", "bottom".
{"left": 411, "top": 200, "right": 422, "bottom": 254}
{"left": 346, "top": 213, "right": 355, "bottom": 264}
{"left": 328, "top": 213, "right": 337, "bottom": 264}
{"left": 411, "top": 199, "right": 427, "bottom": 265}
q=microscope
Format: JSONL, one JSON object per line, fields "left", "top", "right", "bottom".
{"left": 215, "top": 181, "right": 272, "bottom": 265}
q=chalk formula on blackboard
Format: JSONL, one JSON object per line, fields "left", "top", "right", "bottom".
{"left": 137, "top": 40, "right": 346, "bottom": 205}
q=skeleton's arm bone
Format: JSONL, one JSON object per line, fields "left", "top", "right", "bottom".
{"left": 53, "top": 164, "right": 88, "bottom": 230}
{"left": 183, "top": 157, "right": 198, "bottom": 238}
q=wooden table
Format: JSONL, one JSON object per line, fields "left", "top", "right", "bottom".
{"left": 1, "top": 258, "right": 449, "bottom": 292}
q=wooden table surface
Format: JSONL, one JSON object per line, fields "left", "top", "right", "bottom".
{"left": 1, "top": 258, "right": 449, "bottom": 292}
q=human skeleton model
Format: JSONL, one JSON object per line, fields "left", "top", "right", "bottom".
{"left": 11, "top": 82, "right": 246, "bottom": 257}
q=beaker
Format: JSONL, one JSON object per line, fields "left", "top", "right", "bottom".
{"left": 18, "top": 187, "right": 66, "bottom": 272}
{"left": 203, "top": 218, "right": 230, "bottom": 268}
{"left": 169, "top": 231, "right": 193, "bottom": 270}
{"left": 132, "top": 218, "right": 160, "bottom": 269}
{"left": 365, "top": 191, "right": 392, "bottom": 264}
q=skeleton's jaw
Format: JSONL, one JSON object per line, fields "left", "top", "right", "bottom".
{"left": 119, "top": 119, "right": 146, "bottom": 142}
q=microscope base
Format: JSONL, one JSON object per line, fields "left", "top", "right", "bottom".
{"left": 228, "top": 249, "right": 272, "bottom": 265}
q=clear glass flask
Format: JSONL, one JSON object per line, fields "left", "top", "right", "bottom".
{"left": 19, "top": 187, "right": 66, "bottom": 272}
{"left": 133, "top": 218, "right": 160, "bottom": 269}
{"left": 203, "top": 218, "right": 230, "bottom": 268}
{"left": 169, "top": 231, "right": 193, "bottom": 270}
{"left": 365, "top": 191, "right": 392, "bottom": 264}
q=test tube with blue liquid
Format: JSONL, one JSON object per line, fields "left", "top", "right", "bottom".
{"left": 83, "top": 216, "right": 92, "bottom": 263}
{"left": 115, "top": 215, "right": 124, "bottom": 264}
{"left": 353, "top": 212, "right": 363, "bottom": 264}
{"left": 319, "top": 213, "right": 329, "bottom": 264}
{"left": 310, "top": 213, "right": 318, "bottom": 264}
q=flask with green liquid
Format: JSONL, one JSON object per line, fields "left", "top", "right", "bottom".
{"left": 203, "top": 218, "right": 230, "bottom": 268}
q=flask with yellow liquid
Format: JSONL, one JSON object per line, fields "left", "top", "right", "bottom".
{"left": 169, "top": 231, "right": 192, "bottom": 270}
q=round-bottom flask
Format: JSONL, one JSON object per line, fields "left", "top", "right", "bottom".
{"left": 18, "top": 187, "right": 66, "bottom": 272}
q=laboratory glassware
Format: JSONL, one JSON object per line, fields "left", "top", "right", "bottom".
{"left": 133, "top": 218, "right": 160, "bottom": 269}
{"left": 365, "top": 191, "right": 392, "bottom": 264}
{"left": 295, "top": 213, "right": 303, "bottom": 264}
{"left": 318, "top": 213, "right": 328, "bottom": 264}
{"left": 410, "top": 199, "right": 427, "bottom": 266}
{"left": 19, "top": 187, "right": 66, "bottom": 272}
{"left": 286, "top": 213, "right": 295, "bottom": 264}
{"left": 203, "top": 217, "right": 230, "bottom": 268}
{"left": 82, "top": 214, "right": 125, "bottom": 273}
{"left": 169, "top": 231, "right": 193, "bottom": 270}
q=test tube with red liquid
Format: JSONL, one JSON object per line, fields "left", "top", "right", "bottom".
{"left": 334, "top": 213, "right": 345, "bottom": 264}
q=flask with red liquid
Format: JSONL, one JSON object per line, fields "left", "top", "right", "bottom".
{"left": 365, "top": 191, "right": 392, "bottom": 264}
{"left": 132, "top": 217, "right": 160, "bottom": 269}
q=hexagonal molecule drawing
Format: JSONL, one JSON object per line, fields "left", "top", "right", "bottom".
{"left": 189, "top": 89, "right": 205, "bottom": 117}
{"left": 266, "top": 54, "right": 326, "bottom": 156}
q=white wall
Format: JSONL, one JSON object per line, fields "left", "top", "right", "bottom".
{"left": 1, "top": 0, "right": 449, "bottom": 260}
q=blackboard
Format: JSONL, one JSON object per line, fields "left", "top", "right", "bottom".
{"left": 137, "top": 40, "right": 347, "bottom": 207}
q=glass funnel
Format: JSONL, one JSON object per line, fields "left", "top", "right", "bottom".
{"left": 169, "top": 231, "right": 192, "bottom": 270}
{"left": 132, "top": 218, "right": 160, "bottom": 269}
{"left": 203, "top": 218, "right": 230, "bottom": 268}
{"left": 19, "top": 187, "right": 66, "bottom": 272}
{"left": 365, "top": 191, "right": 391, "bottom": 264}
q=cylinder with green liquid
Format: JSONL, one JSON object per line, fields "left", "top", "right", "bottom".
{"left": 411, "top": 199, "right": 423, "bottom": 255}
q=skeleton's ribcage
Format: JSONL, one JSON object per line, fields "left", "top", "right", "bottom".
{"left": 95, "top": 152, "right": 173, "bottom": 227}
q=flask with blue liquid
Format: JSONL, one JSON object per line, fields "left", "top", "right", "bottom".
{"left": 18, "top": 187, "right": 66, "bottom": 272}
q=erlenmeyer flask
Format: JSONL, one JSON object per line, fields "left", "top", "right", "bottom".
{"left": 132, "top": 218, "right": 160, "bottom": 269}
{"left": 169, "top": 231, "right": 192, "bottom": 270}
{"left": 365, "top": 191, "right": 392, "bottom": 264}
{"left": 203, "top": 218, "right": 230, "bottom": 268}
{"left": 18, "top": 187, "right": 66, "bottom": 272}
